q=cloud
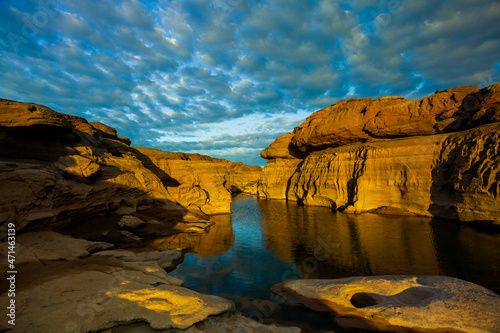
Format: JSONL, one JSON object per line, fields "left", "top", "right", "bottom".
{"left": 1, "top": 0, "right": 499, "bottom": 165}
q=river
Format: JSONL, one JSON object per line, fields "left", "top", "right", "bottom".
{"left": 151, "top": 194, "right": 500, "bottom": 331}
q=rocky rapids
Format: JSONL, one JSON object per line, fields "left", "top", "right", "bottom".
{"left": 258, "top": 83, "right": 500, "bottom": 227}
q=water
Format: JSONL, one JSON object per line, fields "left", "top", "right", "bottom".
{"left": 151, "top": 195, "right": 500, "bottom": 330}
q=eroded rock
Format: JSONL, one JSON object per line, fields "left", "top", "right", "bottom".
{"left": 0, "top": 257, "right": 232, "bottom": 333}
{"left": 272, "top": 276, "right": 500, "bottom": 332}
{"left": 55, "top": 154, "right": 102, "bottom": 181}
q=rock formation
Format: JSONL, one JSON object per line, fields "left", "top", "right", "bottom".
{"left": 259, "top": 83, "right": 500, "bottom": 225}
{"left": 0, "top": 98, "right": 261, "bottom": 235}
{"left": 272, "top": 276, "right": 500, "bottom": 332}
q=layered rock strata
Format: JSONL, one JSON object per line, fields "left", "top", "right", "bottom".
{"left": 0, "top": 99, "right": 261, "bottom": 235}
{"left": 259, "top": 84, "right": 500, "bottom": 225}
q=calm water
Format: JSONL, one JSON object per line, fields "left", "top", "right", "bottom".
{"left": 151, "top": 195, "right": 500, "bottom": 330}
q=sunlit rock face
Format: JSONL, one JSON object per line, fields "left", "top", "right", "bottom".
{"left": 272, "top": 276, "right": 500, "bottom": 332}
{"left": 258, "top": 158, "right": 302, "bottom": 200}
{"left": 259, "top": 84, "right": 500, "bottom": 225}
{"left": 0, "top": 99, "right": 261, "bottom": 234}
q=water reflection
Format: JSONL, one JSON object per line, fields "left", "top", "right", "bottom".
{"left": 151, "top": 215, "right": 234, "bottom": 257}
{"left": 260, "top": 199, "right": 441, "bottom": 279}
{"left": 161, "top": 195, "right": 500, "bottom": 298}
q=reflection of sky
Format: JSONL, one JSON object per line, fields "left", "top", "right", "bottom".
{"left": 171, "top": 196, "right": 500, "bottom": 298}
{"left": 170, "top": 196, "right": 300, "bottom": 299}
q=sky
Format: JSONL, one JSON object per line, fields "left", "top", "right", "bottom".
{"left": 1, "top": 0, "right": 499, "bottom": 166}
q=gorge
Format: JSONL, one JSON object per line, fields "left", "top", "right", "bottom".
{"left": 1, "top": 83, "right": 500, "bottom": 332}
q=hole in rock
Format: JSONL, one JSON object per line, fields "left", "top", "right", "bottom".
{"left": 350, "top": 292, "right": 378, "bottom": 308}
{"left": 395, "top": 287, "right": 436, "bottom": 305}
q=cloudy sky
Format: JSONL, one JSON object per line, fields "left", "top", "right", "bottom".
{"left": 1, "top": 0, "right": 499, "bottom": 166}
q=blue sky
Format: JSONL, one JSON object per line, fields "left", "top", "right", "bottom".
{"left": 1, "top": 0, "right": 499, "bottom": 166}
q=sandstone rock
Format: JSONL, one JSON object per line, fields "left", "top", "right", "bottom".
{"left": 0, "top": 98, "right": 73, "bottom": 133}
{"left": 62, "top": 113, "right": 102, "bottom": 139}
{"left": 261, "top": 133, "right": 298, "bottom": 159}
{"left": 164, "top": 313, "right": 302, "bottom": 332}
{"left": 151, "top": 215, "right": 234, "bottom": 257}
{"left": 92, "top": 248, "right": 183, "bottom": 271}
{"left": 55, "top": 154, "right": 102, "bottom": 181}
{"left": 260, "top": 122, "right": 500, "bottom": 224}
{"left": 258, "top": 158, "right": 302, "bottom": 200}
{"left": 0, "top": 257, "right": 233, "bottom": 332}
{"left": 100, "top": 313, "right": 301, "bottom": 333}
{"left": 289, "top": 85, "right": 492, "bottom": 155}
{"left": 0, "top": 230, "right": 113, "bottom": 268}
{"left": 118, "top": 215, "right": 146, "bottom": 229}
{"left": 135, "top": 147, "right": 237, "bottom": 215}
{"left": 228, "top": 163, "right": 262, "bottom": 195}
{"left": 467, "top": 83, "right": 500, "bottom": 126}
{"left": 90, "top": 121, "right": 118, "bottom": 139}
{"left": 117, "top": 136, "right": 132, "bottom": 145}
{"left": 272, "top": 276, "right": 500, "bottom": 332}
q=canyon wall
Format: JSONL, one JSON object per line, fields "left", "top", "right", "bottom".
{"left": 0, "top": 99, "right": 261, "bottom": 234}
{"left": 258, "top": 84, "right": 500, "bottom": 225}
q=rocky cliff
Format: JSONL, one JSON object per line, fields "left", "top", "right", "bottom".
{"left": 259, "top": 84, "right": 500, "bottom": 225}
{"left": 0, "top": 99, "right": 261, "bottom": 235}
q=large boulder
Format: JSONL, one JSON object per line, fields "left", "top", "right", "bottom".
{"left": 289, "top": 84, "right": 500, "bottom": 155}
{"left": 261, "top": 133, "right": 298, "bottom": 159}
{"left": 272, "top": 276, "right": 500, "bottom": 332}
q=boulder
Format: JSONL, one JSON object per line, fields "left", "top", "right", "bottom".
{"left": 117, "top": 215, "right": 146, "bottom": 229}
{"left": 272, "top": 276, "right": 500, "bottom": 332}
{"left": 261, "top": 133, "right": 298, "bottom": 159}
{"left": 288, "top": 84, "right": 500, "bottom": 155}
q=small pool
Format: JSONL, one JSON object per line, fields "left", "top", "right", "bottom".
{"left": 153, "top": 195, "right": 500, "bottom": 331}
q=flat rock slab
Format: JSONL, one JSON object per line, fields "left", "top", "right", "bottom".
{"left": 0, "top": 230, "right": 113, "bottom": 266}
{"left": 272, "top": 275, "right": 500, "bottom": 332}
{"left": 101, "top": 313, "right": 301, "bottom": 332}
{"left": 92, "top": 248, "right": 183, "bottom": 271}
{"left": 0, "top": 257, "right": 232, "bottom": 332}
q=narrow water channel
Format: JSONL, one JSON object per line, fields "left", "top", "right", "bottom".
{"left": 152, "top": 195, "right": 500, "bottom": 331}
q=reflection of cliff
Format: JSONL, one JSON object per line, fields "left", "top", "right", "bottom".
{"left": 150, "top": 215, "right": 234, "bottom": 257}
{"left": 259, "top": 199, "right": 438, "bottom": 278}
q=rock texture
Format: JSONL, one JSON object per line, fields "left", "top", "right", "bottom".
{"left": 0, "top": 257, "right": 232, "bottom": 332}
{"left": 259, "top": 83, "right": 500, "bottom": 225}
{"left": 0, "top": 99, "right": 261, "bottom": 235}
{"left": 272, "top": 276, "right": 500, "bottom": 332}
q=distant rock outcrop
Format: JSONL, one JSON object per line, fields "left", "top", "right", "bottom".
{"left": 259, "top": 83, "right": 500, "bottom": 225}
{"left": 0, "top": 99, "right": 261, "bottom": 235}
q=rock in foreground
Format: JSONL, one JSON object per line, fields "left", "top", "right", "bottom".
{"left": 272, "top": 276, "right": 500, "bottom": 332}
